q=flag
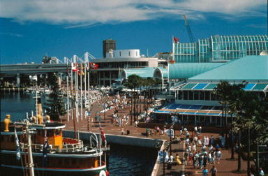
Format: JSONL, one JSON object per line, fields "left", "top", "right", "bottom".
{"left": 14, "top": 128, "right": 21, "bottom": 160}
{"left": 89, "top": 62, "right": 99, "bottom": 69}
{"left": 71, "top": 63, "right": 78, "bottom": 72}
{"left": 100, "top": 128, "right": 106, "bottom": 143}
{"left": 173, "top": 37, "right": 179, "bottom": 43}
{"left": 169, "top": 59, "right": 176, "bottom": 64}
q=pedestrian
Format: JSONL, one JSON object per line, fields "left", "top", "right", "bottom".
{"left": 175, "top": 154, "right": 182, "bottom": 165}
{"left": 209, "top": 135, "right": 215, "bottom": 147}
{"left": 215, "top": 149, "right": 222, "bottom": 164}
{"left": 194, "top": 126, "right": 198, "bottom": 133}
{"left": 198, "top": 126, "right": 202, "bottom": 133}
{"left": 259, "top": 168, "right": 265, "bottom": 176}
{"left": 202, "top": 167, "right": 209, "bottom": 176}
{"left": 210, "top": 165, "right": 217, "bottom": 176}
{"left": 121, "top": 128, "right": 125, "bottom": 135}
{"left": 203, "top": 154, "right": 208, "bottom": 168}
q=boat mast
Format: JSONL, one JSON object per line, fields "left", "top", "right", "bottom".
{"left": 26, "top": 121, "right": 35, "bottom": 176}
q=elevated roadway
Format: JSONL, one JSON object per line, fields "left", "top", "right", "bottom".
{"left": 0, "top": 63, "right": 71, "bottom": 75}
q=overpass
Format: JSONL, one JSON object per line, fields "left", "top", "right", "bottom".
{"left": 0, "top": 63, "right": 71, "bottom": 75}
{"left": 0, "top": 63, "right": 71, "bottom": 87}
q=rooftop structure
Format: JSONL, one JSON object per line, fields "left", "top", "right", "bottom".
{"left": 173, "top": 35, "right": 268, "bottom": 63}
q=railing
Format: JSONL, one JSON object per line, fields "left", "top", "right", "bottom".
{"left": 62, "top": 138, "right": 84, "bottom": 152}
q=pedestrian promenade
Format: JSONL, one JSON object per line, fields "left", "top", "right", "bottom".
{"left": 63, "top": 95, "right": 248, "bottom": 176}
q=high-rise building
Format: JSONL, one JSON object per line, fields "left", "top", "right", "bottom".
{"left": 173, "top": 35, "right": 268, "bottom": 63}
{"left": 103, "top": 39, "right": 116, "bottom": 58}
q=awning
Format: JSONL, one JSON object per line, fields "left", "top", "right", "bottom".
{"left": 154, "top": 103, "right": 224, "bottom": 117}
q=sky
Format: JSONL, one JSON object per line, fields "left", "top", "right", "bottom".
{"left": 0, "top": 0, "right": 267, "bottom": 64}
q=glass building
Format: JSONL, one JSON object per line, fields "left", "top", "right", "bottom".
{"left": 173, "top": 35, "right": 268, "bottom": 63}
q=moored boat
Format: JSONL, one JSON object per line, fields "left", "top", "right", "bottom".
{"left": 0, "top": 105, "right": 108, "bottom": 176}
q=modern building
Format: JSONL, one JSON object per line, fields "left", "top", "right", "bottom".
{"left": 89, "top": 40, "right": 168, "bottom": 86}
{"left": 153, "top": 54, "right": 268, "bottom": 127}
{"left": 173, "top": 35, "right": 268, "bottom": 63}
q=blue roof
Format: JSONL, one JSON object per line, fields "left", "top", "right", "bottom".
{"left": 169, "top": 63, "right": 224, "bottom": 79}
{"left": 122, "top": 67, "right": 156, "bottom": 79}
{"left": 189, "top": 55, "right": 268, "bottom": 81}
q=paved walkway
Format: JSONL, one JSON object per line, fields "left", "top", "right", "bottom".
{"left": 62, "top": 95, "right": 248, "bottom": 176}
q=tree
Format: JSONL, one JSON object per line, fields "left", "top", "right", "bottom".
{"left": 215, "top": 81, "right": 246, "bottom": 172}
{"left": 215, "top": 81, "right": 268, "bottom": 174}
{"left": 45, "top": 73, "right": 66, "bottom": 121}
{"left": 124, "top": 74, "right": 142, "bottom": 124}
{"left": 214, "top": 81, "right": 234, "bottom": 127}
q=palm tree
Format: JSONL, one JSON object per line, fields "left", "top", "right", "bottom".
{"left": 124, "top": 74, "right": 142, "bottom": 124}
{"left": 215, "top": 81, "right": 246, "bottom": 171}
{"left": 231, "top": 91, "right": 262, "bottom": 175}
{"left": 216, "top": 81, "right": 268, "bottom": 174}
{"left": 214, "top": 81, "right": 233, "bottom": 127}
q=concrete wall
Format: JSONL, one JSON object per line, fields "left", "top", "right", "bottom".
{"left": 63, "top": 130, "right": 163, "bottom": 149}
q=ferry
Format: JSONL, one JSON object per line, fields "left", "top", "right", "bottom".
{"left": 0, "top": 102, "right": 109, "bottom": 176}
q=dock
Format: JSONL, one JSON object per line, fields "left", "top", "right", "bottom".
{"left": 62, "top": 95, "right": 249, "bottom": 176}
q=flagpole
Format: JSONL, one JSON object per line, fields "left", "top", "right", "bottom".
{"left": 80, "top": 63, "right": 83, "bottom": 121}
{"left": 26, "top": 121, "right": 35, "bottom": 176}
{"left": 66, "top": 71, "right": 70, "bottom": 122}
{"left": 71, "top": 62, "right": 74, "bottom": 120}
{"left": 75, "top": 62, "right": 79, "bottom": 123}
{"left": 84, "top": 63, "right": 87, "bottom": 109}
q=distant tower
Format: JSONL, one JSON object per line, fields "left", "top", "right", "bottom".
{"left": 103, "top": 39, "right": 116, "bottom": 58}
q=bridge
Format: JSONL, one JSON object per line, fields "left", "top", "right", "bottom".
{"left": 0, "top": 63, "right": 71, "bottom": 75}
{"left": 0, "top": 63, "right": 72, "bottom": 87}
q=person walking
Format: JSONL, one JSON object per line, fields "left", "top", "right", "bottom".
{"left": 210, "top": 165, "right": 217, "bottom": 176}
{"left": 259, "top": 168, "right": 265, "bottom": 176}
{"left": 202, "top": 167, "right": 209, "bottom": 176}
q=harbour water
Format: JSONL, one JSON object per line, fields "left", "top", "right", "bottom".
{"left": 0, "top": 91, "right": 158, "bottom": 176}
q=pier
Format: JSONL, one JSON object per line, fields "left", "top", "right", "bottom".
{"left": 62, "top": 94, "right": 249, "bottom": 176}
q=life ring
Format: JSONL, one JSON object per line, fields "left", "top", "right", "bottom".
{"left": 99, "top": 170, "right": 106, "bottom": 176}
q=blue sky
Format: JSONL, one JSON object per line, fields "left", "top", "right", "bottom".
{"left": 0, "top": 0, "right": 267, "bottom": 64}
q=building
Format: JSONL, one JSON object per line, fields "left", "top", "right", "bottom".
{"left": 173, "top": 35, "right": 268, "bottom": 63}
{"left": 88, "top": 40, "right": 167, "bottom": 86}
{"left": 153, "top": 54, "right": 268, "bottom": 127}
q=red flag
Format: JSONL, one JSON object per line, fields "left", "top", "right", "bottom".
{"left": 100, "top": 128, "right": 106, "bottom": 142}
{"left": 71, "top": 63, "right": 78, "bottom": 72}
{"left": 173, "top": 37, "right": 179, "bottom": 43}
{"left": 89, "top": 63, "right": 99, "bottom": 69}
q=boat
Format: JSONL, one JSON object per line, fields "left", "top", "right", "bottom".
{"left": 0, "top": 99, "right": 109, "bottom": 176}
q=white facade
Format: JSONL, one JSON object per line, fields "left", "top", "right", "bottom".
{"left": 106, "top": 49, "right": 140, "bottom": 59}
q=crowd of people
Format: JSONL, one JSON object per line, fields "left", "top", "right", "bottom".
{"left": 157, "top": 126, "right": 229, "bottom": 176}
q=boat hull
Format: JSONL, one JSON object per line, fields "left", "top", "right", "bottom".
{"left": 0, "top": 166, "right": 107, "bottom": 176}
{"left": 0, "top": 150, "right": 107, "bottom": 176}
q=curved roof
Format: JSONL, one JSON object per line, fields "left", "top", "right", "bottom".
{"left": 153, "top": 67, "right": 168, "bottom": 79}
{"left": 169, "top": 63, "right": 224, "bottom": 79}
{"left": 189, "top": 55, "right": 268, "bottom": 81}
{"left": 120, "top": 67, "right": 156, "bottom": 79}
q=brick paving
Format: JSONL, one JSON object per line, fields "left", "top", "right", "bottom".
{"left": 62, "top": 94, "right": 248, "bottom": 176}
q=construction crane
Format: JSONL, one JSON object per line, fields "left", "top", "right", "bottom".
{"left": 183, "top": 15, "right": 195, "bottom": 43}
